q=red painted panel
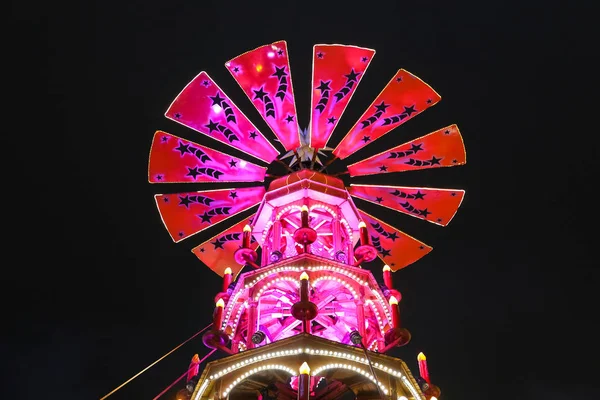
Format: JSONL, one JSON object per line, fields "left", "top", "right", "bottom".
{"left": 164, "top": 71, "right": 279, "bottom": 163}
{"left": 148, "top": 131, "right": 266, "bottom": 183}
{"left": 155, "top": 187, "right": 265, "bottom": 242}
{"left": 357, "top": 210, "right": 432, "bottom": 271}
{"left": 347, "top": 124, "right": 466, "bottom": 176}
{"left": 333, "top": 69, "right": 441, "bottom": 159}
{"left": 226, "top": 41, "right": 300, "bottom": 151}
{"left": 191, "top": 216, "right": 259, "bottom": 277}
{"left": 349, "top": 185, "right": 465, "bottom": 226}
{"left": 309, "top": 44, "right": 375, "bottom": 149}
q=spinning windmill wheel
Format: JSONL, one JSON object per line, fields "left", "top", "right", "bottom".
{"left": 148, "top": 40, "right": 466, "bottom": 279}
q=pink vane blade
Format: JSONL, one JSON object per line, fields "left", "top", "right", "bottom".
{"left": 191, "top": 216, "right": 259, "bottom": 278}
{"left": 333, "top": 69, "right": 441, "bottom": 159}
{"left": 309, "top": 44, "right": 375, "bottom": 149}
{"left": 155, "top": 187, "right": 265, "bottom": 242}
{"left": 347, "top": 124, "right": 466, "bottom": 177}
{"left": 357, "top": 210, "right": 432, "bottom": 271}
{"left": 225, "top": 41, "right": 300, "bottom": 151}
{"left": 349, "top": 185, "right": 465, "bottom": 226}
{"left": 148, "top": 131, "right": 266, "bottom": 183}
{"left": 164, "top": 71, "right": 279, "bottom": 163}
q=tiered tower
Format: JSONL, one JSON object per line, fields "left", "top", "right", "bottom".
{"left": 149, "top": 41, "right": 466, "bottom": 400}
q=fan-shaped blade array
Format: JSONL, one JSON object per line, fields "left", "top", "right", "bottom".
{"left": 191, "top": 216, "right": 259, "bottom": 277}
{"left": 155, "top": 187, "right": 266, "bottom": 242}
{"left": 309, "top": 44, "right": 375, "bottom": 149}
{"left": 226, "top": 40, "right": 301, "bottom": 151}
{"left": 152, "top": 41, "right": 468, "bottom": 276}
{"left": 164, "top": 71, "right": 279, "bottom": 163}
{"left": 347, "top": 124, "right": 466, "bottom": 176}
{"left": 333, "top": 69, "right": 441, "bottom": 160}
{"left": 357, "top": 210, "right": 432, "bottom": 271}
{"left": 148, "top": 131, "right": 267, "bottom": 183}
{"left": 349, "top": 185, "right": 465, "bottom": 226}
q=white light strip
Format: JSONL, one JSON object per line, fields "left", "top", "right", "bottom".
{"left": 309, "top": 203, "right": 338, "bottom": 218}
{"left": 254, "top": 277, "right": 300, "bottom": 302}
{"left": 312, "top": 363, "right": 389, "bottom": 395}
{"left": 402, "top": 375, "right": 425, "bottom": 399}
{"left": 222, "top": 364, "right": 296, "bottom": 396}
{"left": 365, "top": 299, "right": 387, "bottom": 334}
{"left": 194, "top": 347, "right": 420, "bottom": 399}
{"left": 275, "top": 205, "right": 303, "bottom": 220}
{"left": 372, "top": 289, "right": 393, "bottom": 325}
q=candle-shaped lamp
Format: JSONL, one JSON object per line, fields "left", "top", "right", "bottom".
{"left": 383, "top": 264, "right": 393, "bottom": 289}
{"left": 222, "top": 267, "right": 232, "bottom": 292}
{"left": 418, "top": 352, "right": 431, "bottom": 383}
{"left": 213, "top": 298, "right": 225, "bottom": 329}
{"left": 358, "top": 220, "right": 369, "bottom": 245}
{"left": 298, "top": 362, "right": 311, "bottom": 400}
{"left": 300, "top": 205, "right": 309, "bottom": 228}
{"left": 291, "top": 271, "right": 318, "bottom": 332}
{"left": 299, "top": 272, "right": 309, "bottom": 302}
{"left": 389, "top": 295, "right": 400, "bottom": 329}
{"left": 242, "top": 224, "right": 252, "bottom": 248}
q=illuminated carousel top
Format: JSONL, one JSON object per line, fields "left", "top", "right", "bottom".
{"left": 148, "top": 40, "right": 464, "bottom": 400}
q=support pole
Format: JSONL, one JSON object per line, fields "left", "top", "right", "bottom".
{"left": 246, "top": 301, "right": 258, "bottom": 349}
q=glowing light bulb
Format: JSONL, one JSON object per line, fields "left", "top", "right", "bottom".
{"left": 267, "top": 51, "right": 275, "bottom": 58}
{"left": 216, "top": 298, "right": 225, "bottom": 308}
{"left": 256, "top": 64, "right": 263, "bottom": 72}
{"left": 299, "top": 362, "right": 310, "bottom": 374}
{"left": 389, "top": 296, "right": 398, "bottom": 305}
{"left": 211, "top": 104, "right": 222, "bottom": 113}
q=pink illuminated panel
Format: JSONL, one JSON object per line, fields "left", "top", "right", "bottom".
{"left": 347, "top": 124, "right": 466, "bottom": 177}
{"left": 148, "top": 131, "right": 267, "bottom": 183}
{"left": 226, "top": 41, "right": 300, "bottom": 151}
{"left": 333, "top": 69, "right": 441, "bottom": 160}
{"left": 309, "top": 44, "right": 375, "bottom": 149}
{"left": 165, "top": 72, "right": 279, "bottom": 163}
{"left": 357, "top": 210, "right": 432, "bottom": 271}
{"left": 349, "top": 185, "right": 465, "bottom": 226}
{"left": 155, "top": 187, "right": 265, "bottom": 242}
{"left": 191, "top": 216, "right": 259, "bottom": 277}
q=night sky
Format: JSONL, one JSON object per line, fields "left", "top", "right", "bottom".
{"left": 12, "top": 1, "right": 596, "bottom": 399}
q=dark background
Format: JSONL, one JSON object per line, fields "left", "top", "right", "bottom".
{"left": 9, "top": 0, "right": 596, "bottom": 399}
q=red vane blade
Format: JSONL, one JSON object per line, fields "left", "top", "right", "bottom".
{"left": 191, "top": 216, "right": 259, "bottom": 277}
{"left": 164, "top": 71, "right": 279, "bottom": 163}
{"left": 226, "top": 41, "right": 300, "bottom": 151}
{"left": 148, "top": 131, "right": 266, "bottom": 183}
{"left": 357, "top": 210, "right": 432, "bottom": 271}
{"left": 349, "top": 185, "right": 465, "bottom": 226}
{"left": 333, "top": 69, "right": 441, "bottom": 159}
{"left": 309, "top": 44, "right": 375, "bottom": 149}
{"left": 347, "top": 124, "right": 466, "bottom": 177}
{"left": 155, "top": 187, "right": 265, "bottom": 242}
